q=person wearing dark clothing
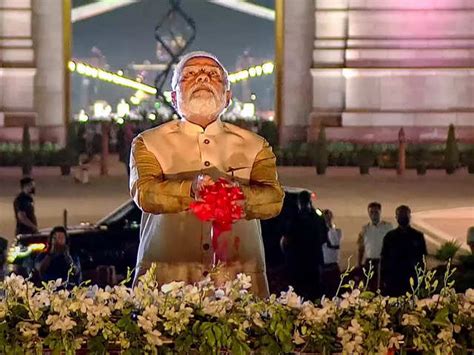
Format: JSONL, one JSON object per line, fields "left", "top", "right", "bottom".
{"left": 0, "top": 237, "right": 8, "bottom": 281}
{"left": 13, "top": 177, "right": 38, "bottom": 235}
{"left": 281, "top": 191, "right": 327, "bottom": 301}
{"left": 381, "top": 205, "right": 427, "bottom": 296}
{"left": 35, "top": 226, "right": 81, "bottom": 287}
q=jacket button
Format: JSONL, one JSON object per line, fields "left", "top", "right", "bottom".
{"left": 204, "top": 161, "right": 210, "bottom": 167}
{"left": 204, "top": 139, "right": 210, "bottom": 144}
{"left": 203, "top": 270, "right": 209, "bottom": 277}
{"left": 203, "top": 243, "right": 210, "bottom": 250}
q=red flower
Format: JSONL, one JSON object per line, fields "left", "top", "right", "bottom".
{"left": 190, "top": 178, "right": 245, "bottom": 263}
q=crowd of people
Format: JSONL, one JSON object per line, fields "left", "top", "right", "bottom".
{"left": 273, "top": 195, "right": 430, "bottom": 300}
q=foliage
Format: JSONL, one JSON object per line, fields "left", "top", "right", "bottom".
{"left": 435, "top": 241, "right": 462, "bottom": 263}
{"left": 0, "top": 262, "right": 472, "bottom": 354}
{"left": 313, "top": 127, "right": 328, "bottom": 174}
{"left": 257, "top": 120, "right": 279, "bottom": 148}
{"left": 444, "top": 124, "right": 460, "bottom": 174}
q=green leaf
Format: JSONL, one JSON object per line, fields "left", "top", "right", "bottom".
{"left": 433, "top": 307, "right": 450, "bottom": 327}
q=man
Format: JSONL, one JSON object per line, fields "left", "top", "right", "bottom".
{"left": 357, "top": 201, "right": 392, "bottom": 291}
{"left": 129, "top": 51, "right": 284, "bottom": 297}
{"left": 321, "top": 209, "right": 341, "bottom": 297}
{"left": 13, "top": 177, "right": 38, "bottom": 235}
{"left": 281, "top": 191, "right": 326, "bottom": 300}
{"left": 381, "top": 205, "right": 427, "bottom": 296}
{"left": 35, "top": 226, "right": 82, "bottom": 287}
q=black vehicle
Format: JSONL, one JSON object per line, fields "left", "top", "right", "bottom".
{"left": 7, "top": 187, "right": 323, "bottom": 288}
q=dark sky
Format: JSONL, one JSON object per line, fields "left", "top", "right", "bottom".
{"left": 72, "top": 0, "right": 275, "bottom": 111}
{"left": 72, "top": 0, "right": 275, "bottom": 72}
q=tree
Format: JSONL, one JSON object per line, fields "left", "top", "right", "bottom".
{"left": 444, "top": 124, "right": 459, "bottom": 175}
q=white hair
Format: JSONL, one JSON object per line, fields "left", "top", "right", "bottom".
{"left": 171, "top": 51, "right": 230, "bottom": 91}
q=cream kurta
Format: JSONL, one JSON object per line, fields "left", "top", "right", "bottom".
{"left": 129, "top": 118, "right": 284, "bottom": 297}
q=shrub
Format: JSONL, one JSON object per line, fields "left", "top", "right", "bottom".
{"left": 258, "top": 120, "right": 279, "bottom": 148}
{"left": 357, "top": 146, "right": 375, "bottom": 175}
{"left": 314, "top": 126, "right": 328, "bottom": 174}
{"left": 434, "top": 240, "right": 461, "bottom": 263}
{"left": 444, "top": 124, "right": 460, "bottom": 174}
{"left": 413, "top": 145, "right": 430, "bottom": 175}
{"left": 461, "top": 149, "right": 474, "bottom": 174}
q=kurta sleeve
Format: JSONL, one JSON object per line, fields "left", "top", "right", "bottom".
{"left": 129, "top": 135, "right": 193, "bottom": 214}
{"left": 240, "top": 140, "right": 284, "bottom": 220}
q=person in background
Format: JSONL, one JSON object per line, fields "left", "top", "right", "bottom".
{"left": 467, "top": 226, "right": 474, "bottom": 253}
{"left": 381, "top": 205, "right": 427, "bottom": 296}
{"left": 35, "top": 226, "right": 81, "bottom": 287}
{"left": 13, "top": 177, "right": 38, "bottom": 236}
{"left": 321, "top": 209, "right": 342, "bottom": 297}
{"left": 0, "top": 237, "right": 8, "bottom": 281}
{"left": 357, "top": 201, "right": 392, "bottom": 291}
{"left": 281, "top": 191, "right": 327, "bottom": 301}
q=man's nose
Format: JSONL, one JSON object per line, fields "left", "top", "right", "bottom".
{"left": 196, "top": 72, "right": 210, "bottom": 83}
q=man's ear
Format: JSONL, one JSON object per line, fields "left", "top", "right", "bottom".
{"left": 225, "top": 90, "right": 232, "bottom": 107}
{"left": 171, "top": 91, "right": 177, "bottom": 108}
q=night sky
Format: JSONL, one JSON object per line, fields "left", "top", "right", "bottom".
{"left": 72, "top": 0, "right": 275, "bottom": 90}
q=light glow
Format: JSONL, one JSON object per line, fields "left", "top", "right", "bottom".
{"left": 69, "top": 60, "right": 157, "bottom": 95}
{"left": 7, "top": 243, "right": 46, "bottom": 263}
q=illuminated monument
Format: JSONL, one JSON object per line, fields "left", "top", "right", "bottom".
{"left": 0, "top": 0, "right": 70, "bottom": 144}
{"left": 280, "top": 0, "right": 474, "bottom": 144}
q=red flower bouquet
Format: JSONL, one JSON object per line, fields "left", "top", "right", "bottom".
{"left": 190, "top": 178, "right": 245, "bottom": 265}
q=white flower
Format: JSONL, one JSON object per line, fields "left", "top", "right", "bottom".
{"left": 278, "top": 287, "right": 302, "bottom": 308}
{"left": 437, "top": 328, "right": 453, "bottom": 342}
{"left": 236, "top": 273, "right": 252, "bottom": 290}
{"left": 293, "top": 330, "right": 305, "bottom": 345}
{"left": 0, "top": 302, "right": 7, "bottom": 319}
{"left": 388, "top": 334, "right": 404, "bottom": 350}
{"left": 46, "top": 314, "right": 77, "bottom": 332}
{"left": 401, "top": 314, "right": 420, "bottom": 327}
{"left": 17, "top": 321, "right": 41, "bottom": 339}
{"left": 202, "top": 297, "right": 227, "bottom": 318}
{"left": 162, "top": 304, "right": 193, "bottom": 335}
{"left": 161, "top": 281, "right": 185, "bottom": 294}
{"left": 144, "top": 329, "right": 164, "bottom": 347}
{"left": 138, "top": 315, "right": 154, "bottom": 333}
{"left": 182, "top": 285, "right": 200, "bottom": 304}
{"left": 465, "top": 288, "right": 474, "bottom": 303}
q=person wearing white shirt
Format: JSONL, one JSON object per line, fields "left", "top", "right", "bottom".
{"left": 322, "top": 209, "right": 342, "bottom": 297}
{"left": 357, "top": 202, "right": 393, "bottom": 291}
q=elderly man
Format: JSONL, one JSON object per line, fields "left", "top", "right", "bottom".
{"left": 129, "top": 51, "right": 284, "bottom": 297}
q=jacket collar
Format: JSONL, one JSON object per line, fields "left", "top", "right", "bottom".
{"left": 179, "top": 118, "right": 224, "bottom": 135}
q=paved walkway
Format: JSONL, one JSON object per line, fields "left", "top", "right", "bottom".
{"left": 1, "top": 156, "right": 473, "bottom": 268}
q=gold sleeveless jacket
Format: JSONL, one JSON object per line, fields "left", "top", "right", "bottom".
{"left": 129, "top": 118, "right": 284, "bottom": 297}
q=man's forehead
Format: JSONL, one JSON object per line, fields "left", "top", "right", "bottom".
{"left": 182, "top": 56, "right": 221, "bottom": 68}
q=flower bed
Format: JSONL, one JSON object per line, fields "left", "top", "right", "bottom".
{"left": 0, "top": 264, "right": 472, "bottom": 354}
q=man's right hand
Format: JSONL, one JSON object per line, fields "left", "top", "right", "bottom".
{"left": 191, "top": 174, "right": 214, "bottom": 199}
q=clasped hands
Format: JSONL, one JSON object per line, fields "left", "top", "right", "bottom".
{"left": 191, "top": 174, "right": 246, "bottom": 217}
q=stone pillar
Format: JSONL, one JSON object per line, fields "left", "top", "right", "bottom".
{"left": 308, "top": 0, "right": 474, "bottom": 143}
{"left": 32, "top": 0, "right": 69, "bottom": 146}
{"left": 0, "top": 0, "right": 37, "bottom": 142}
{"left": 279, "top": 0, "right": 314, "bottom": 145}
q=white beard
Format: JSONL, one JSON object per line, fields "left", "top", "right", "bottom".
{"left": 178, "top": 93, "right": 226, "bottom": 121}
